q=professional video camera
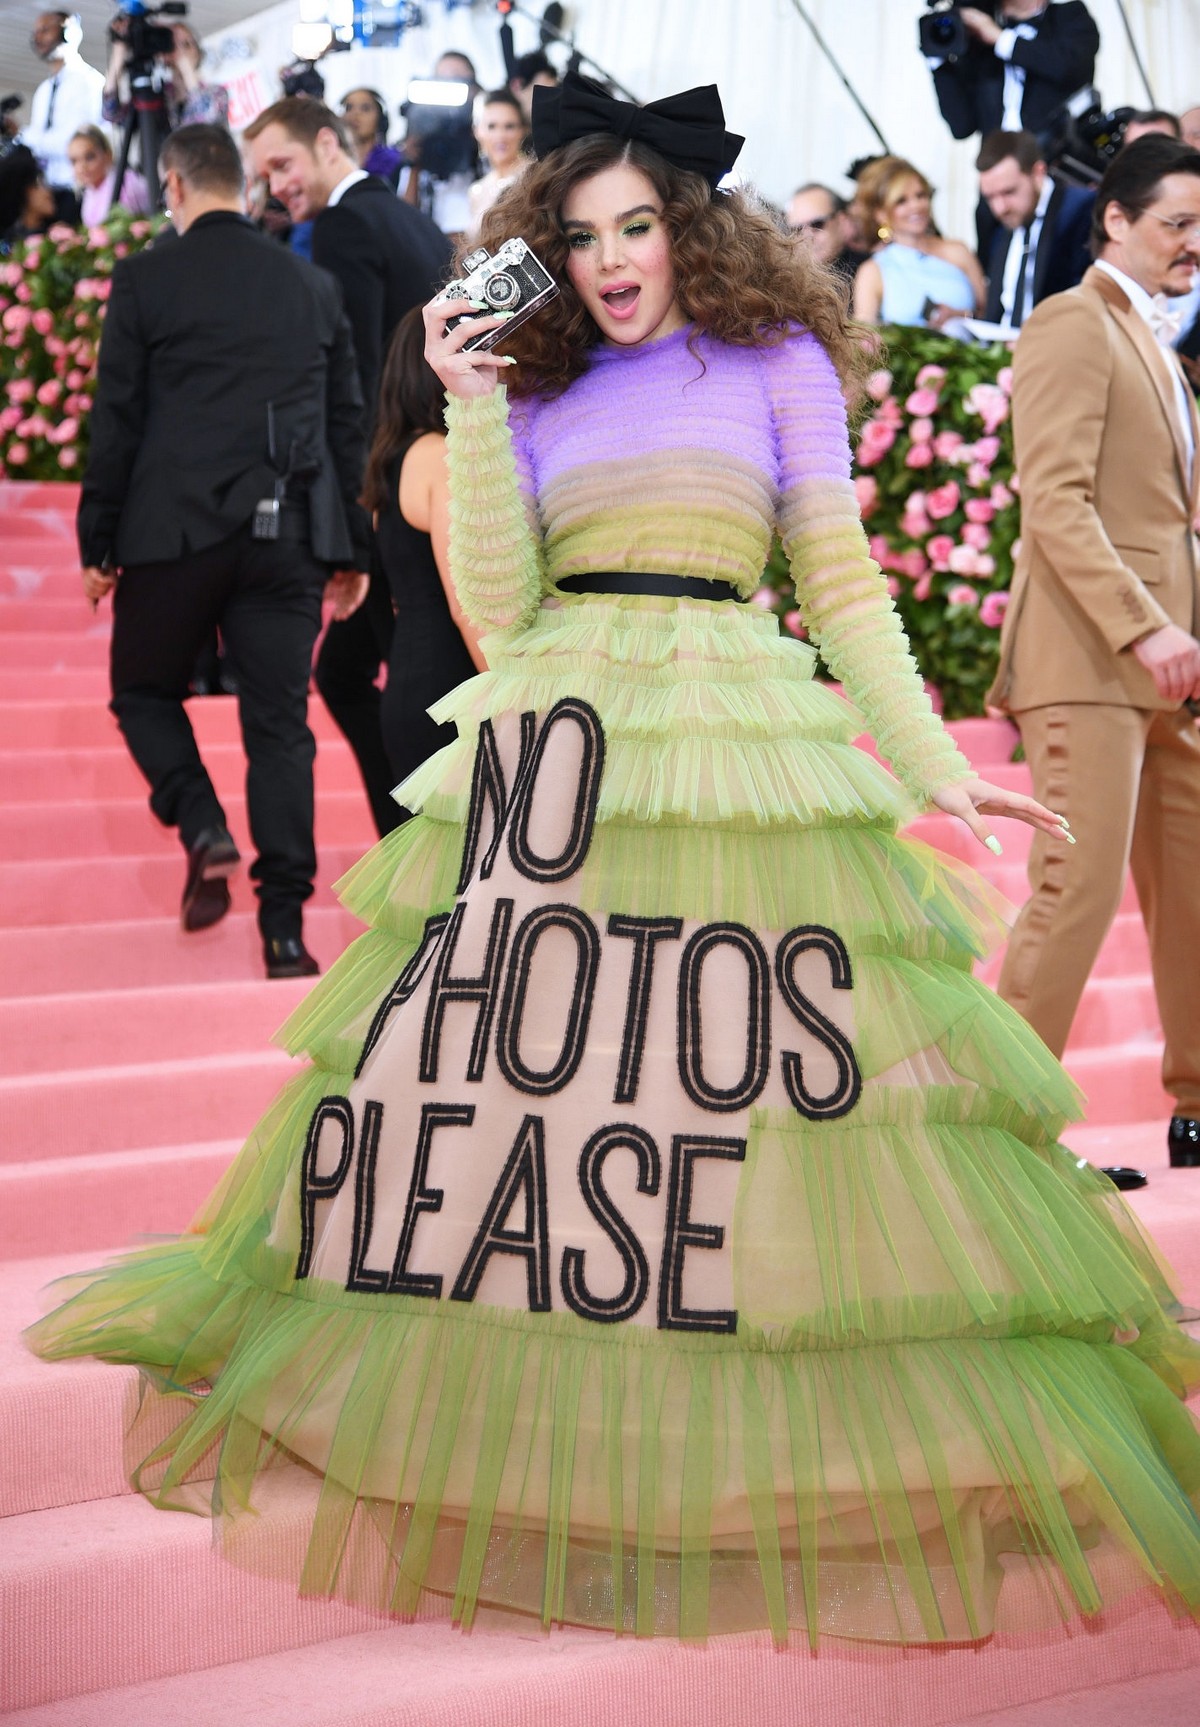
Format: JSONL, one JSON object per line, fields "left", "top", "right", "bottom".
{"left": 401, "top": 77, "right": 477, "bottom": 180}
{"left": 918, "top": 0, "right": 997, "bottom": 61}
{"left": 1043, "top": 89, "right": 1137, "bottom": 186}
{"left": 109, "top": 0, "right": 190, "bottom": 66}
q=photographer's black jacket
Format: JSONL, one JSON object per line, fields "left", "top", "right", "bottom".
{"left": 311, "top": 175, "right": 453, "bottom": 431}
{"left": 79, "top": 211, "right": 370, "bottom": 572}
{"left": 932, "top": 1, "right": 1100, "bottom": 142}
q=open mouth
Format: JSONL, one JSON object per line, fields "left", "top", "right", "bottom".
{"left": 600, "top": 284, "right": 640, "bottom": 315}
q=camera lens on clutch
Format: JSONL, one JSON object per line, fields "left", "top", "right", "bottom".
{"left": 484, "top": 273, "right": 520, "bottom": 309}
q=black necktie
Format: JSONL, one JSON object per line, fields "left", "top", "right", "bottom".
{"left": 45, "top": 73, "right": 59, "bottom": 131}
{"left": 1012, "top": 227, "right": 1032, "bottom": 328}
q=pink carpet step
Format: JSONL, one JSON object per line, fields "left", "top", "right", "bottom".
{"left": 1061, "top": 1042, "right": 1172, "bottom": 1127}
{"left": 0, "top": 597, "right": 106, "bottom": 632}
{"left": 977, "top": 911, "right": 1151, "bottom": 987}
{"left": 0, "top": 978, "right": 313, "bottom": 1075}
{"left": 0, "top": 1047, "right": 299, "bottom": 1162}
{"left": 0, "top": 1139, "right": 239, "bottom": 1261}
{"left": 0, "top": 845, "right": 364, "bottom": 929}
{"left": 0, "top": 741, "right": 365, "bottom": 803}
{"left": 2, "top": 1473, "right": 387, "bottom": 1712}
{"left": 0, "top": 630, "right": 113, "bottom": 671}
{"left": 1064, "top": 974, "right": 1159, "bottom": 1051}
{"left": 0, "top": 694, "right": 354, "bottom": 750}
{"left": 0, "top": 905, "right": 366, "bottom": 995}
{"left": 2, "top": 791, "right": 375, "bottom": 862}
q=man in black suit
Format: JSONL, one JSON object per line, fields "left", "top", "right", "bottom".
{"left": 247, "top": 97, "right": 454, "bottom": 839}
{"left": 977, "top": 129, "right": 1093, "bottom": 327}
{"left": 927, "top": 2, "right": 1100, "bottom": 145}
{"left": 80, "top": 124, "right": 370, "bottom": 979}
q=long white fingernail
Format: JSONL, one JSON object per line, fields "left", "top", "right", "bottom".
{"left": 985, "top": 836, "right": 1003, "bottom": 856}
{"left": 1063, "top": 831, "right": 1077, "bottom": 845}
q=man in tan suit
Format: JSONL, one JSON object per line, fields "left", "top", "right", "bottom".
{"left": 989, "top": 135, "right": 1200, "bottom": 1180}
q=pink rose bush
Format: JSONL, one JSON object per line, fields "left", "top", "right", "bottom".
{"left": 0, "top": 208, "right": 164, "bottom": 479}
{"left": 758, "top": 324, "right": 1021, "bottom": 717}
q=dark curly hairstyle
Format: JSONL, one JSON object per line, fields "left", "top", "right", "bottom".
{"left": 472, "top": 132, "right": 872, "bottom": 403}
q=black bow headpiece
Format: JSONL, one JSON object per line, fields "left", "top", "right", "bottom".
{"left": 530, "top": 72, "right": 744, "bottom": 190}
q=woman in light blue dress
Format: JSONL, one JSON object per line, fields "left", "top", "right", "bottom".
{"left": 852, "top": 157, "right": 984, "bottom": 329}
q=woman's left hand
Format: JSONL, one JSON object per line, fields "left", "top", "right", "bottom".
{"left": 931, "top": 776, "right": 1072, "bottom": 856}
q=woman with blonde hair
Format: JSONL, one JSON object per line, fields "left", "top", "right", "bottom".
{"left": 67, "top": 125, "right": 151, "bottom": 225}
{"left": 853, "top": 155, "right": 984, "bottom": 328}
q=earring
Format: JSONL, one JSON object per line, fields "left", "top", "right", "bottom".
{"left": 877, "top": 223, "right": 892, "bottom": 243}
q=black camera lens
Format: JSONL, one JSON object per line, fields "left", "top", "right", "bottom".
{"left": 929, "top": 16, "right": 955, "bottom": 44}
{"left": 484, "top": 272, "right": 519, "bottom": 308}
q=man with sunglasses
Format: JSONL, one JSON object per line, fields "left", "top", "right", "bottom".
{"left": 785, "top": 183, "right": 868, "bottom": 286}
{"left": 989, "top": 136, "right": 1200, "bottom": 1184}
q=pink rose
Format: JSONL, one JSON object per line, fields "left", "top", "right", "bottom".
{"left": 980, "top": 590, "right": 1010, "bottom": 629}
{"left": 854, "top": 473, "right": 879, "bottom": 516}
{"left": 906, "top": 387, "right": 940, "bottom": 417}
{"left": 31, "top": 308, "right": 53, "bottom": 335}
{"left": 975, "top": 554, "right": 996, "bottom": 577}
{"left": 36, "top": 378, "right": 61, "bottom": 406}
{"left": 927, "top": 534, "right": 955, "bottom": 571}
{"left": 877, "top": 395, "right": 904, "bottom": 429}
{"left": 74, "top": 311, "right": 89, "bottom": 328}
{"left": 6, "top": 442, "right": 28, "bottom": 465}
{"left": 963, "top": 521, "right": 992, "bottom": 551}
{"left": 8, "top": 378, "right": 34, "bottom": 403}
{"left": 857, "top": 419, "right": 896, "bottom": 468}
{"left": 0, "top": 405, "right": 21, "bottom": 433}
{"left": 1, "top": 263, "right": 20, "bottom": 287}
{"left": 902, "top": 503, "right": 931, "bottom": 539}
{"left": 967, "top": 462, "right": 992, "bottom": 489}
{"left": 782, "top": 609, "right": 807, "bottom": 638}
{"left": 1010, "top": 472, "right": 1021, "bottom": 495}
{"left": 990, "top": 481, "right": 1013, "bottom": 510}
{"left": 14, "top": 282, "right": 31, "bottom": 303}
{"left": 53, "top": 416, "right": 79, "bottom": 443}
{"left": 997, "top": 366, "right": 1014, "bottom": 396}
{"left": 926, "top": 481, "right": 960, "bottom": 521}
{"left": 916, "top": 364, "right": 947, "bottom": 389}
{"left": 868, "top": 534, "right": 891, "bottom": 564}
{"left": 66, "top": 369, "right": 85, "bottom": 390}
{"left": 912, "top": 572, "right": 933, "bottom": 601}
{"left": 26, "top": 414, "right": 48, "bottom": 438}
{"left": 130, "top": 220, "right": 151, "bottom": 239}
{"left": 904, "top": 443, "right": 934, "bottom": 469}
{"left": 948, "top": 545, "right": 982, "bottom": 576}
{"left": 974, "top": 436, "right": 1002, "bottom": 464}
{"left": 965, "top": 382, "right": 1009, "bottom": 435}
{"left": 964, "top": 497, "right": 995, "bottom": 524}
{"left": 909, "top": 416, "right": 934, "bottom": 444}
{"left": 2, "top": 304, "right": 30, "bottom": 331}
{"left": 932, "top": 430, "right": 963, "bottom": 460}
{"left": 947, "top": 582, "right": 979, "bottom": 608}
{"left": 900, "top": 548, "right": 929, "bottom": 580}
{"left": 866, "top": 368, "right": 893, "bottom": 402}
{"left": 750, "top": 586, "right": 777, "bottom": 609}
{"left": 58, "top": 446, "right": 78, "bottom": 468}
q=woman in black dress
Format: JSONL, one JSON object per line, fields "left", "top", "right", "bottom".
{"left": 364, "top": 307, "right": 485, "bottom": 815}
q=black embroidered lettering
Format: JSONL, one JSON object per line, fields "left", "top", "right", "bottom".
{"left": 346, "top": 1099, "right": 388, "bottom": 1292}
{"left": 496, "top": 905, "right": 600, "bottom": 1096}
{"left": 677, "top": 923, "right": 771, "bottom": 1112}
{"left": 457, "top": 712, "right": 537, "bottom": 893}
{"left": 606, "top": 915, "right": 683, "bottom": 1104}
{"left": 355, "top": 914, "right": 450, "bottom": 1077}
{"left": 657, "top": 1133, "right": 745, "bottom": 1334}
{"left": 389, "top": 1102, "right": 475, "bottom": 1298}
{"left": 508, "top": 698, "right": 605, "bottom": 883}
{"left": 296, "top": 1096, "right": 355, "bottom": 1280}
{"left": 420, "top": 897, "right": 514, "bottom": 1084}
{"left": 775, "top": 925, "right": 862, "bottom": 1121}
{"left": 560, "top": 1123, "right": 661, "bottom": 1324}
{"left": 451, "top": 1113, "right": 551, "bottom": 1311}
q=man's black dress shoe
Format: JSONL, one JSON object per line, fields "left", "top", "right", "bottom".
{"left": 264, "top": 935, "right": 320, "bottom": 980}
{"left": 1169, "top": 1117, "right": 1200, "bottom": 1168}
{"left": 1099, "top": 1166, "right": 1149, "bottom": 1191}
{"left": 181, "top": 827, "right": 240, "bottom": 932}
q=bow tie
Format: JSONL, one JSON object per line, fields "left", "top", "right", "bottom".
{"left": 1149, "top": 294, "right": 1185, "bottom": 347}
{"left": 531, "top": 73, "right": 744, "bottom": 190}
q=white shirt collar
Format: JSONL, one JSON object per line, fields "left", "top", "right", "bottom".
{"left": 326, "top": 167, "right": 369, "bottom": 208}
{"left": 1094, "top": 259, "right": 1163, "bottom": 329}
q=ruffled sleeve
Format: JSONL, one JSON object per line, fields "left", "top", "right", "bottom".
{"left": 762, "top": 331, "right": 973, "bottom": 807}
{"left": 444, "top": 388, "right": 545, "bottom": 636}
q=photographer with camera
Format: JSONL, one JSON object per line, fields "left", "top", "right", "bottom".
{"left": 246, "top": 97, "right": 452, "bottom": 839}
{"left": 923, "top": 2, "right": 1099, "bottom": 146}
{"left": 19, "top": 11, "right": 103, "bottom": 195}
{"left": 102, "top": 13, "right": 228, "bottom": 139}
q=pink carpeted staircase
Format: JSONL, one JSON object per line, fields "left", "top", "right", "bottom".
{"left": 2, "top": 480, "right": 1198, "bottom": 1726}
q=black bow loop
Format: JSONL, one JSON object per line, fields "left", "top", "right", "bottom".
{"left": 530, "top": 72, "right": 744, "bottom": 189}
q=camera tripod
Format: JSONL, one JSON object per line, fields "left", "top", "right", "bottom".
{"left": 111, "top": 56, "right": 171, "bottom": 210}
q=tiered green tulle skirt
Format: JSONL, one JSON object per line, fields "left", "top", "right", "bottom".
{"left": 27, "top": 594, "right": 1200, "bottom": 1645}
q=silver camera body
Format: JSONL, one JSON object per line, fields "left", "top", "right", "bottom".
{"left": 441, "top": 239, "right": 559, "bottom": 352}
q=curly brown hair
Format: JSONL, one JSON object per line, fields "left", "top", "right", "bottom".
{"left": 472, "top": 133, "right": 873, "bottom": 404}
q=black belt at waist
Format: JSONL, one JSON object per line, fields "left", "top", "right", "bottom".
{"left": 555, "top": 571, "right": 743, "bottom": 603}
